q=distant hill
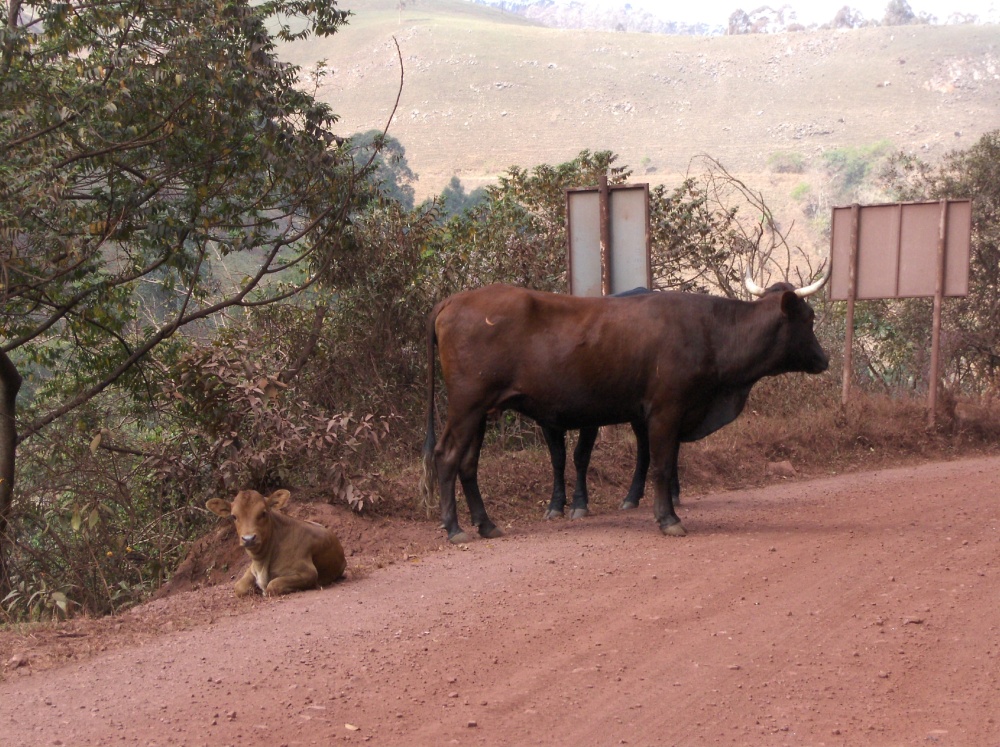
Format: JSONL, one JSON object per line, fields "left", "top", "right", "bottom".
{"left": 278, "top": 0, "right": 1000, "bottom": 254}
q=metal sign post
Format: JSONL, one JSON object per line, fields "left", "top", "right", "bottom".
{"left": 598, "top": 176, "right": 612, "bottom": 296}
{"left": 840, "top": 204, "right": 860, "bottom": 411}
{"left": 928, "top": 199, "right": 950, "bottom": 427}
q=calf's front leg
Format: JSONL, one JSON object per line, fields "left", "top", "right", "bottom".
{"left": 234, "top": 566, "right": 258, "bottom": 597}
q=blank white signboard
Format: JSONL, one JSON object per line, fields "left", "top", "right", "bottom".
{"left": 567, "top": 184, "right": 650, "bottom": 297}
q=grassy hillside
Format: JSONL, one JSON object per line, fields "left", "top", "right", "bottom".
{"left": 280, "top": 0, "right": 1000, "bottom": 253}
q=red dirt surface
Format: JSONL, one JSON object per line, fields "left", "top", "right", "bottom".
{"left": 2, "top": 455, "right": 1000, "bottom": 746}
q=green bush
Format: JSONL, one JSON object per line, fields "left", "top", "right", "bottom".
{"left": 822, "top": 140, "right": 894, "bottom": 199}
{"left": 768, "top": 150, "right": 806, "bottom": 174}
{"left": 791, "top": 181, "right": 813, "bottom": 201}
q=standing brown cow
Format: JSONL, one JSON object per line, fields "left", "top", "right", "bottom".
{"left": 206, "top": 489, "right": 346, "bottom": 596}
{"left": 420, "top": 275, "right": 829, "bottom": 544}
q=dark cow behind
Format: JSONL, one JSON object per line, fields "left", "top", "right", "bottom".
{"left": 540, "top": 286, "right": 650, "bottom": 521}
{"left": 420, "top": 276, "right": 829, "bottom": 543}
{"left": 545, "top": 278, "right": 831, "bottom": 519}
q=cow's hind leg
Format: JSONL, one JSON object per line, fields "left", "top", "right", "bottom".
{"left": 542, "top": 426, "right": 569, "bottom": 519}
{"left": 265, "top": 564, "right": 320, "bottom": 596}
{"left": 436, "top": 410, "right": 485, "bottom": 543}
{"left": 458, "top": 417, "right": 503, "bottom": 540}
{"left": 569, "top": 426, "right": 599, "bottom": 519}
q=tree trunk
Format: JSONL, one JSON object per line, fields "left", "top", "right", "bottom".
{"left": 0, "top": 349, "right": 22, "bottom": 594}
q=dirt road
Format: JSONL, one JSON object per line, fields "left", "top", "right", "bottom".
{"left": 2, "top": 456, "right": 999, "bottom": 746}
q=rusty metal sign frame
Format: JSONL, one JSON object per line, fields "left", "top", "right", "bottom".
{"left": 831, "top": 199, "right": 972, "bottom": 427}
{"left": 566, "top": 177, "right": 651, "bottom": 297}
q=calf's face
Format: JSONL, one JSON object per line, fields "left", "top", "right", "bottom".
{"left": 206, "top": 489, "right": 291, "bottom": 553}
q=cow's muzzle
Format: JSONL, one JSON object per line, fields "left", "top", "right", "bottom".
{"left": 240, "top": 534, "right": 258, "bottom": 548}
{"left": 810, "top": 352, "right": 830, "bottom": 374}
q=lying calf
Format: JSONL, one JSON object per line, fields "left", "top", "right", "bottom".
{"left": 206, "top": 489, "right": 346, "bottom": 596}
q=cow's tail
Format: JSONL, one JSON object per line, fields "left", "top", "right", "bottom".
{"left": 418, "top": 304, "right": 440, "bottom": 517}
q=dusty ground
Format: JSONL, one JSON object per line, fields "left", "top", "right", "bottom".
{"left": 1, "top": 454, "right": 999, "bottom": 746}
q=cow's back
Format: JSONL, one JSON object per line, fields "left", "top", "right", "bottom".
{"left": 269, "top": 513, "right": 346, "bottom": 586}
{"left": 433, "top": 285, "right": 615, "bottom": 383}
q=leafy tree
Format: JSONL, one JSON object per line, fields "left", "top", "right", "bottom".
{"left": 436, "top": 176, "right": 488, "bottom": 218}
{"left": 0, "top": 0, "right": 353, "bottom": 590}
{"left": 877, "top": 131, "right": 1000, "bottom": 392}
{"left": 311, "top": 194, "right": 443, "bottom": 413}
{"left": 883, "top": 0, "right": 918, "bottom": 25}
{"left": 727, "top": 9, "right": 752, "bottom": 34}
{"left": 831, "top": 6, "right": 867, "bottom": 29}
{"left": 346, "top": 130, "right": 417, "bottom": 210}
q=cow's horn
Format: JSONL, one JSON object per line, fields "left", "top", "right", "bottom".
{"left": 744, "top": 270, "right": 766, "bottom": 298}
{"left": 794, "top": 269, "right": 830, "bottom": 298}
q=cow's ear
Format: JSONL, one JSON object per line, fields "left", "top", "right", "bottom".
{"left": 267, "top": 489, "right": 291, "bottom": 510}
{"left": 779, "top": 290, "right": 799, "bottom": 318}
{"left": 205, "top": 498, "right": 232, "bottom": 517}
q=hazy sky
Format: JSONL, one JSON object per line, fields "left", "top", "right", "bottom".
{"left": 585, "top": 0, "right": 1000, "bottom": 26}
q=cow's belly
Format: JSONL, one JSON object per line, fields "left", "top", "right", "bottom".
{"left": 503, "top": 391, "right": 642, "bottom": 430}
{"left": 502, "top": 377, "right": 738, "bottom": 438}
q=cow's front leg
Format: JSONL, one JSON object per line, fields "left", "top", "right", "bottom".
{"left": 620, "top": 420, "right": 650, "bottom": 509}
{"left": 568, "top": 426, "right": 598, "bottom": 519}
{"left": 541, "top": 426, "right": 569, "bottom": 519}
{"left": 233, "top": 566, "right": 258, "bottom": 597}
{"left": 648, "top": 421, "right": 686, "bottom": 536}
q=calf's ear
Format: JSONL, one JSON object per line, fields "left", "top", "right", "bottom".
{"left": 267, "top": 489, "right": 291, "bottom": 510}
{"left": 205, "top": 498, "right": 233, "bottom": 517}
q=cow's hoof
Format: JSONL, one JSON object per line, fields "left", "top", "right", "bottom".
{"left": 659, "top": 522, "right": 687, "bottom": 537}
{"left": 620, "top": 500, "right": 639, "bottom": 511}
{"left": 543, "top": 509, "right": 564, "bottom": 520}
{"left": 479, "top": 525, "right": 504, "bottom": 540}
{"left": 449, "top": 531, "right": 472, "bottom": 544}
{"left": 570, "top": 508, "right": 589, "bottom": 520}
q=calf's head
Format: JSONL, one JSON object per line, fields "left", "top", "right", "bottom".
{"left": 206, "top": 489, "right": 291, "bottom": 553}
